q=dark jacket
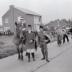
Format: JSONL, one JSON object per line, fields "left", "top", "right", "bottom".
{"left": 25, "top": 31, "right": 36, "bottom": 49}
{"left": 38, "top": 32, "right": 50, "bottom": 45}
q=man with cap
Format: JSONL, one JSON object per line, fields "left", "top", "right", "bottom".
{"left": 38, "top": 25, "right": 50, "bottom": 62}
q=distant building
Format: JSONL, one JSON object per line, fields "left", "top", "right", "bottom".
{"left": 2, "top": 5, "right": 42, "bottom": 33}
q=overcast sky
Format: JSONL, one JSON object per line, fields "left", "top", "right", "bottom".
{"left": 0, "top": 0, "right": 72, "bottom": 24}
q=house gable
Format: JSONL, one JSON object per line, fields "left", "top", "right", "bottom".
{"left": 2, "top": 10, "right": 11, "bottom": 19}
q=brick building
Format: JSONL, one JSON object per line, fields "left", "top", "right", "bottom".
{"left": 2, "top": 5, "right": 42, "bottom": 33}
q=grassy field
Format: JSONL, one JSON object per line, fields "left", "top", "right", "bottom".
{"left": 0, "top": 36, "right": 17, "bottom": 59}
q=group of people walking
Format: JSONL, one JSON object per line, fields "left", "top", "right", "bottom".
{"left": 57, "top": 29, "right": 69, "bottom": 46}
{"left": 14, "top": 21, "right": 51, "bottom": 62}
{"left": 14, "top": 19, "right": 70, "bottom": 63}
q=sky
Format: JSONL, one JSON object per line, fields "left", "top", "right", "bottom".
{"left": 0, "top": 0, "right": 72, "bottom": 24}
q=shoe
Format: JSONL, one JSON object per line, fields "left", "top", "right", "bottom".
{"left": 41, "top": 57, "right": 45, "bottom": 60}
{"left": 46, "top": 59, "right": 50, "bottom": 62}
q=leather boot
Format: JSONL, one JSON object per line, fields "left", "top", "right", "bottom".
{"left": 31, "top": 53, "right": 35, "bottom": 61}
{"left": 21, "top": 53, "right": 23, "bottom": 60}
{"left": 27, "top": 53, "right": 30, "bottom": 62}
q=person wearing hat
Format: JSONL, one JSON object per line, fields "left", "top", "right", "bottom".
{"left": 14, "top": 21, "right": 27, "bottom": 60}
{"left": 62, "top": 29, "right": 69, "bottom": 43}
{"left": 38, "top": 25, "right": 50, "bottom": 62}
{"left": 25, "top": 25, "right": 36, "bottom": 62}
{"left": 14, "top": 21, "right": 24, "bottom": 60}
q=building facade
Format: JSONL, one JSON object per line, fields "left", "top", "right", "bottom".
{"left": 2, "top": 5, "right": 42, "bottom": 33}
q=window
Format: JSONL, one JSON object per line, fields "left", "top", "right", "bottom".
{"left": 17, "top": 16, "right": 24, "bottom": 22}
{"left": 34, "top": 16, "right": 40, "bottom": 24}
{"left": 17, "top": 16, "right": 21, "bottom": 22}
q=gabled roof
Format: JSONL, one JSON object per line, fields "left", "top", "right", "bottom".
{"left": 2, "top": 5, "right": 41, "bottom": 19}
{"left": 16, "top": 7, "right": 41, "bottom": 16}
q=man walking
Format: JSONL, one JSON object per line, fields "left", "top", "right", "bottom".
{"left": 38, "top": 25, "right": 50, "bottom": 62}
{"left": 62, "top": 29, "right": 69, "bottom": 43}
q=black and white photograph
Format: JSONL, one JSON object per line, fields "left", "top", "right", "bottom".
{"left": 0, "top": 0, "right": 72, "bottom": 72}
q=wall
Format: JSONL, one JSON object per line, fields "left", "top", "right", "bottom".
{"left": 2, "top": 10, "right": 11, "bottom": 30}
{"left": 2, "top": 5, "right": 15, "bottom": 33}
{"left": 33, "top": 16, "right": 42, "bottom": 31}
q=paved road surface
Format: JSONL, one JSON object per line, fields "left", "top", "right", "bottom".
{"left": 0, "top": 37, "right": 72, "bottom": 72}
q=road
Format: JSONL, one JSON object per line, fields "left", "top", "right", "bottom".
{"left": 0, "top": 37, "right": 72, "bottom": 72}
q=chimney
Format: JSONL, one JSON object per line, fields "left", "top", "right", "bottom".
{"left": 9, "top": 5, "right": 14, "bottom": 9}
